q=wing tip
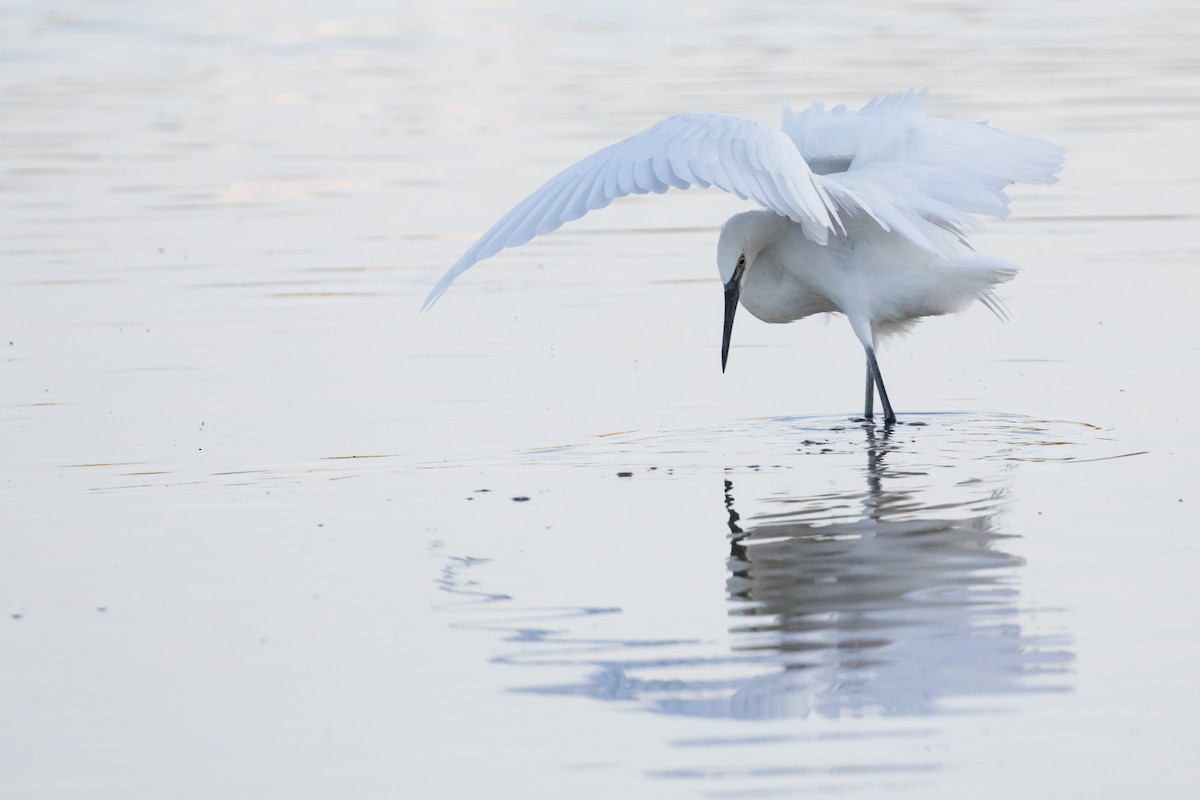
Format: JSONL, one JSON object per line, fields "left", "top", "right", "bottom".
{"left": 420, "top": 262, "right": 467, "bottom": 312}
{"left": 419, "top": 283, "right": 446, "bottom": 313}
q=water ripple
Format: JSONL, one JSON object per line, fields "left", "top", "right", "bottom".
{"left": 436, "top": 415, "right": 1083, "bottom": 731}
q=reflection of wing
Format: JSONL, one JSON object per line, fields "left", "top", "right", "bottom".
{"left": 786, "top": 90, "right": 1064, "bottom": 249}
{"left": 423, "top": 113, "right": 834, "bottom": 309}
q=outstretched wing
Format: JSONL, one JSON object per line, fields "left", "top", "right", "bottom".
{"left": 783, "top": 89, "right": 1064, "bottom": 254}
{"left": 422, "top": 113, "right": 834, "bottom": 309}
{"left": 425, "top": 93, "right": 1064, "bottom": 309}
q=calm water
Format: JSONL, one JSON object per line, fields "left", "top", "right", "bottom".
{"left": 3, "top": 1, "right": 1199, "bottom": 797}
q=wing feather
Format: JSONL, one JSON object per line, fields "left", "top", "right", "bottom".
{"left": 782, "top": 88, "right": 1063, "bottom": 256}
{"left": 422, "top": 113, "right": 832, "bottom": 309}
{"left": 424, "top": 93, "right": 1063, "bottom": 308}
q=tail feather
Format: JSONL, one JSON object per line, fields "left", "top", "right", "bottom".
{"left": 963, "top": 257, "right": 1017, "bottom": 321}
{"left": 978, "top": 289, "right": 1011, "bottom": 322}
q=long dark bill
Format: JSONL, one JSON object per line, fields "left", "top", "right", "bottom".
{"left": 721, "top": 275, "right": 741, "bottom": 373}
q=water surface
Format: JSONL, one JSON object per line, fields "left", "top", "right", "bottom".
{"left": 2, "top": 1, "right": 1199, "bottom": 797}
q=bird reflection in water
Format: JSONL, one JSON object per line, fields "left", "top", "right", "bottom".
{"left": 439, "top": 422, "right": 1073, "bottom": 721}
{"left": 712, "top": 425, "right": 1071, "bottom": 720}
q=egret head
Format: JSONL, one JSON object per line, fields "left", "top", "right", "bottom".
{"left": 716, "top": 211, "right": 782, "bottom": 373}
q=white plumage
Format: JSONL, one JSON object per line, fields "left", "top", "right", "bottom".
{"left": 424, "top": 90, "right": 1062, "bottom": 424}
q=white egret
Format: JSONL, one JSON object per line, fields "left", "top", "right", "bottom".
{"left": 423, "top": 90, "right": 1062, "bottom": 424}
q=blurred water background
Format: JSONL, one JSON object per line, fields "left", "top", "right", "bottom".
{"left": 2, "top": 1, "right": 1199, "bottom": 797}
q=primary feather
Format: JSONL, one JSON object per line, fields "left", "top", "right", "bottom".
{"left": 783, "top": 89, "right": 1062, "bottom": 253}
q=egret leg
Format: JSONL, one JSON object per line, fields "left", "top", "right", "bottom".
{"left": 864, "top": 357, "right": 875, "bottom": 419}
{"left": 865, "top": 347, "right": 896, "bottom": 425}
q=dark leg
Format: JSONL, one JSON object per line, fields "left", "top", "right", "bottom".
{"left": 865, "top": 347, "right": 896, "bottom": 425}
{"left": 864, "top": 356, "right": 875, "bottom": 419}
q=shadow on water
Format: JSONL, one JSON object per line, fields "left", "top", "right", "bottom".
{"left": 437, "top": 416, "right": 1080, "bottom": 723}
